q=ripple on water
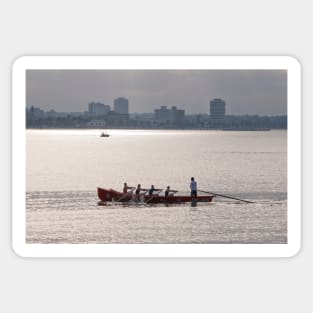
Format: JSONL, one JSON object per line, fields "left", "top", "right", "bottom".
{"left": 26, "top": 191, "right": 287, "bottom": 244}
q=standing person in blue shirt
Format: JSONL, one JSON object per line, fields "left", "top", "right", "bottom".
{"left": 190, "top": 177, "right": 197, "bottom": 197}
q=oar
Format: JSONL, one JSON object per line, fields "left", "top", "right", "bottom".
{"left": 139, "top": 189, "right": 150, "bottom": 202}
{"left": 145, "top": 189, "right": 163, "bottom": 204}
{"left": 170, "top": 190, "right": 178, "bottom": 195}
{"left": 198, "top": 189, "right": 254, "bottom": 204}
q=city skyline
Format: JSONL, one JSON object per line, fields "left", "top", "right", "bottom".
{"left": 26, "top": 70, "right": 287, "bottom": 115}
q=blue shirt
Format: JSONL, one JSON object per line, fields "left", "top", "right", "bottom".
{"left": 190, "top": 180, "right": 197, "bottom": 191}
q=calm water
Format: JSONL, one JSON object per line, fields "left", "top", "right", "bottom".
{"left": 26, "top": 129, "right": 287, "bottom": 244}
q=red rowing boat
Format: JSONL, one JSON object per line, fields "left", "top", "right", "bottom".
{"left": 97, "top": 187, "right": 214, "bottom": 204}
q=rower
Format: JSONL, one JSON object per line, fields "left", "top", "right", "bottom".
{"left": 148, "top": 185, "right": 162, "bottom": 196}
{"left": 165, "top": 186, "right": 177, "bottom": 197}
{"left": 135, "top": 184, "right": 148, "bottom": 201}
{"left": 123, "top": 182, "right": 134, "bottom": 193}
{"left": 135, "top": 184, "right": 141, "bottom": 199}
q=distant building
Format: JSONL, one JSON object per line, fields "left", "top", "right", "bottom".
{"left": 28, "top": 106, "right": 46, "bottom": 119}
{"left": 169, "top": 106, "right": 185, "bottom": 125}
{"left": 86, "top": 119, "right": 107, "bottom": 127}
{"left": 210, "top": 98, "right": 226, "bottom": 119}
{"left": 68, "top": 112, "right": 85, "bottom": 117}
{"left": 46, "top": 110, "right": 71, "bottom": 118}
{"left": 46, "top": 109, "right": 57, "bottom": 118}
{"left": 114, "top": 97, "right": 129, "bottom": 114}
{"left": 88, "top": 102, "right": 110, "bottom": 115}
{"left": 106, "top": 111, "right": 129, "bottom": 126}
{"left": 154, "top": 106, "right": 185, "bottom": 126}
{"left": 154, "top": 106, "right": 170, "bottom": 123}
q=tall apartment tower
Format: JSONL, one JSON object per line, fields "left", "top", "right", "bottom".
{"left": 88, "top": 102, "right": 110, "bottom": 115}
{"left": 210, "top": 98, "right": 226, "bottom": 119}
{"left": 154, "top": 106, "right": 185, "bottom": 125}
{"left": 114, "top": 97, "right": 129, "bottom": 114}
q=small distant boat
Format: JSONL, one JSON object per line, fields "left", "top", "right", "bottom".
{"left": 97, "top": 187, "right": 214, "bottom": 204}
{"left": 100, "top": 132, "right": 110, "bottom": 137}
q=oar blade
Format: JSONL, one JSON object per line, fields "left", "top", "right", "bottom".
{"left": 198, "top": 189, "right": 254, "bottom": 204}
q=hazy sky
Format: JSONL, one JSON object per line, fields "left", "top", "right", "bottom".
{"left": 26, "top": 70, "right": 287, "bottom": 115}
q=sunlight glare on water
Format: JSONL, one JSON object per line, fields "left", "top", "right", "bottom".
{"left": 26, "top": 129, "right": 287, "bottom": 244}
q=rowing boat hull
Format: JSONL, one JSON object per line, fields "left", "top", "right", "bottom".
{"left": 97, "top": 187, "right": 214, "bottom": 204}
